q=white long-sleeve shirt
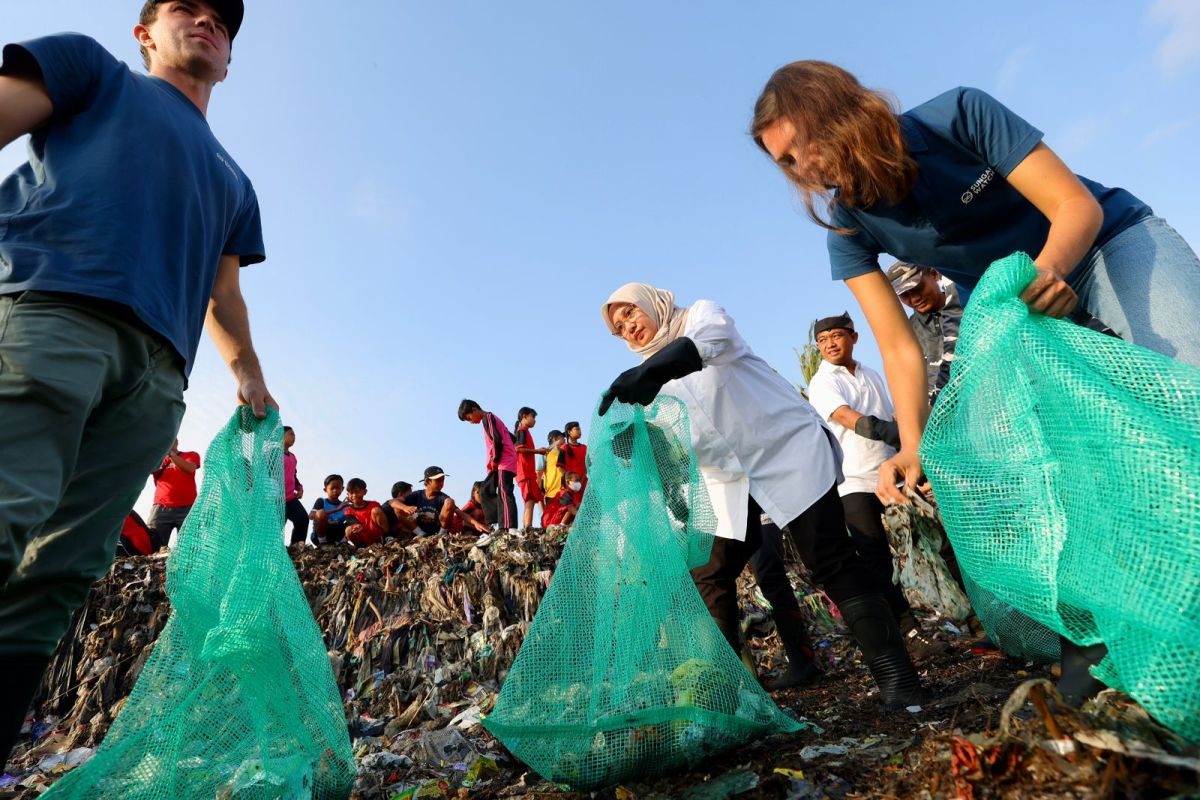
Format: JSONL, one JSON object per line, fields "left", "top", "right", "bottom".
{"left": 660, "top": 300, "right": 843, "bottom": 540}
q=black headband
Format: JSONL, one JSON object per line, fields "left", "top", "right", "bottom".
{"left": 813, "top": 311, "right": 854, "bottom": 336}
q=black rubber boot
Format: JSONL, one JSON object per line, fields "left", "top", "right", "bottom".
{"left": 839, "top": 594, "right": 928, "bottom": 710}
{"left": 1057, "top": 635, "right": 1108, "bottom": 706}
{"left": 1, "top": 652, "right": 54, "bottom": 768}
{"left": 765, "top": 610, "right": 822, "bottom": 691}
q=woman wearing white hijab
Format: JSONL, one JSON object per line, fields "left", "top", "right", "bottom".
{"left": 600, "top": 283, "right": 926, "bottom": 708}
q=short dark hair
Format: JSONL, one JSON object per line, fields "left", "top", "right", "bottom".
{"left": 547, "top": 429, "right": 564, "bottom": 444}
{"left": 347, "top": 477, "right": 367, "bottom": 492}
{"left": 283, "top": 425, "right": 293, "bottom": 433}
{"left": 565, "top": 421, "right": 581, "bottom": 433}
{"left": 391, "top": 481, "right": 412, "bottom": 499}
{"left": 457, "top": 398, "right": 482, "bottom": 421}
{"left": 323, "top": 473, "right": 344, "bottom": 487}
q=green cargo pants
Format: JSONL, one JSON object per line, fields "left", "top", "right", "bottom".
{"left": 0, "top": 292, "right": 186, "bottom": 657}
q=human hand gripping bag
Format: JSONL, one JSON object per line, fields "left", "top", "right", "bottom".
{"left": 483, "top": 396, "right": 802, "bottom": 790}
{"left": 45, "top": 408, "right": 355, "bottom": 799}
{"left": 920, "top": 251, "right": 1200, "bottom": 741}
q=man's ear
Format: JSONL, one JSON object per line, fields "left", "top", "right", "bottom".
{"left": 133, "top": 24, "right": 154, "bottom": 53}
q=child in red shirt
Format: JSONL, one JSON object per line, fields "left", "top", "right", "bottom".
{"left": 342, "top": 477, "right": 388, "bottom": 547}
{"left": 543, "top": 471, "right": 582, "bottom": 527}
{"left": 513, "top": 407, "right": 549, "bottom": 530}
{"left": 562, "top": 421, "right": 588, "bottom": 498}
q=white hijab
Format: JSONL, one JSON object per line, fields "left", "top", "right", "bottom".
{"left": 601, "top": 283, "right": 691, "bottom": 360}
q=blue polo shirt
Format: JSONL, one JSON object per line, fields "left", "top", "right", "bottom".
{"left": 0, "top": 34, "right": 265, "bottom": 375}
{"left": 827, "top": 87, "right": 1152, "bottom": 289}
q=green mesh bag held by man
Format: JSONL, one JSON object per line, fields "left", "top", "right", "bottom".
{"left": 484, "top": 397, "right": 801, "bottom": 790}
{"left": 45, "top": 408, "right": 355, "bottom": 799}
{"left": 920, "top": 251, "right": 1200, "bottom": 741}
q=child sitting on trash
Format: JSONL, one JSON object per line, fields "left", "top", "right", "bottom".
{"left": 342, "top": 478, "right": 388, "bottom": 547}
{"left": 543, "top": 471, "right": 582, "bottom": 527}
{"left": 310, "top": 474, "right": 350, "bottom": 545}
{"left": 403, "top": 467, "right": 489, "bottom": 536}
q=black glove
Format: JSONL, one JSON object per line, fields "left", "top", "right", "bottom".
{"left": 598, "top": 338, "right": 704, "bottom": 416}
{"left": 853, "top": 414, "right": 902, "bottom": 450}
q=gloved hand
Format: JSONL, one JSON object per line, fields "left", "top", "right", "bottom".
{"left": 598, "top": 338, "right": 704, "bottom": 416}
{"left": 854, "top": 414, "right": 902, "bottom": 450}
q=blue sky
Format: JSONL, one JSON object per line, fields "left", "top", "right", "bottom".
{"left": 3, "top": 1, "right": 1199, "bottom": 522}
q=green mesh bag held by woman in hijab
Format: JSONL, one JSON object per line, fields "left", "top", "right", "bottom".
{"left": 920, "top": 251, "right": 1200, "bottom": 741}
{"left": 484, "top": 397, "right": 802, "bottom": 790}
{"left": 46, "top": 408, "right": 355, "bottom": 799}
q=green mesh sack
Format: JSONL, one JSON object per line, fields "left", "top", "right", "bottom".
{"left": 920, "top": 251, "right": 1200, "bottom": 741}
{"left": 46, "top": 408, "right": 355, "bottom": 798}
{"left": 484, "top": 397, "right": 801, "bottom": 789}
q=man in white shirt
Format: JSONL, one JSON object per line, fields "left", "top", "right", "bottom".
{"left": 807, "top": 312, "right": 946, "bottom": 660}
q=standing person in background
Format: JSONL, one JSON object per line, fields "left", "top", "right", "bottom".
{"left": 458, "top": 399, "right": 519, "bottom": 532}
{"left": 542, "top": 430, "right": 567, "bottom": 507}
{"left": 0, "top": 0, "right": 274, "bottom": 762}
{"left": 562, "top": 421, "right": 589, "bottom": 498}
{"left": 807, "top": 312, "right": 946, "bottom": 660}
{"left": 886, "top": 262, "right": 963, "bottom": 406}
{"left": 513, "top": 407, "right": 548, "bottom": 531}
{"left": 148, "top": 439, "right": 201, "bottom": 549}
{"left": 282, "top": 426, "right": 308, "bottom": 545}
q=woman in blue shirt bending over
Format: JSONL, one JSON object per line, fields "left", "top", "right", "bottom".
{"left": 752, "top": 62, "right": 1198, "bottom": 504}
{"left": 751, "top": 61, "right": 1200, "bottom": 703}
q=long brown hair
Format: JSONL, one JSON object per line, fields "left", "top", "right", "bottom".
{"left": 751, "top": 61, "right": 917, "bottom": 234}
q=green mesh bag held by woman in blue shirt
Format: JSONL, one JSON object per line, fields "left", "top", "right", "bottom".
{"left": 920, "top": 252, "right": 1200, "bottom": 742}
{"left": 45, "top": 408, "right": 355, "bottom": 799}
{"left": 484, "top": 398, "right": 801, "bottom": 790}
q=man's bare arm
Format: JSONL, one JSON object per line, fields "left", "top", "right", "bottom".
{"left": 205, "top": 254, "right": 275, "bottom": 418}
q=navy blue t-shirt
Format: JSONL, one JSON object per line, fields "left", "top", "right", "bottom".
{"left": 827, "top": 87, "right": 1152, "bottom": 289}
{"left": 0, "top": 34, "right": 265, "bottom": 375}
{"left": 404, "top": 490, "right": 451, "bottom": 535}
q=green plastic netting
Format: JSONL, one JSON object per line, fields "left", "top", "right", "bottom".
{"left": 920, "top": 251, "right": 1200, "bottom": 741}
{"left": 484, "top": 397, "right": 801, "bottom": 789}
{"left": 46, "top": 408, "right": 354, "bottom": 798}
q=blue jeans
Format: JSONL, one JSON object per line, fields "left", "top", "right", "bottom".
{"left": 1068, "top": 216, "right": 1200, "bottom": 367}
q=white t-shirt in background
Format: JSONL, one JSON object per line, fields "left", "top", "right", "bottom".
{"left": 807, "top": 359, "right": 896, "bottom": 496}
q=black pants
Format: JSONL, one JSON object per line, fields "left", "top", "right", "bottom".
{"left": 841, "top": 491, "right": 912, "bottom": 620}
{"left": 147, "top": 503, "right": 190, "bottom": 550}
{"left": 285, "top": 498, "right": 310, "bottom": 545}
{"left": 495, "top": 470, "right": 518, "bottom": 529}
{"left": 691, "top": 485, "right": 881, "bottom": 650}
{"left": 748, "top": 518, "right": 805, "bottom": 618}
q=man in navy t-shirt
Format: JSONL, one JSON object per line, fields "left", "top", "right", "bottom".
{"left": 0, "top": 0, "right": 272, "bottom": 761}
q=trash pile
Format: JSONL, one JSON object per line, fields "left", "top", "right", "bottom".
{"left": 4, "top": 532, "right": 569, "bottom": 798}
{"left": 5, "top": 520, "right": 1198, "bottom": 798}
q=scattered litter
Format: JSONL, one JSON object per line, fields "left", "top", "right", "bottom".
{"left": 682, "top": 769, "right": 760, "bottom": 799}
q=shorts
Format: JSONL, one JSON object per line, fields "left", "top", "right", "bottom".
{"left": 518, "top": 477, "right": 544, "bottom": 504}
{"left": 321, "top": 518, "right": 348, "bottom": 544}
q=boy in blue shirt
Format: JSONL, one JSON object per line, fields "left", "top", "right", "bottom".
{"left": 0, "top": 0, "right": 273, "bottom": 761}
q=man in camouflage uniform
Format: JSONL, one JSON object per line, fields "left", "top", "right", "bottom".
{"left": 887, "top": 262, "right": 963, "bottom": 406}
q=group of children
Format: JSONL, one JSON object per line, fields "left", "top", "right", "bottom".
{"left": 281, "top": 406, "right": 593, "bottom": 549}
